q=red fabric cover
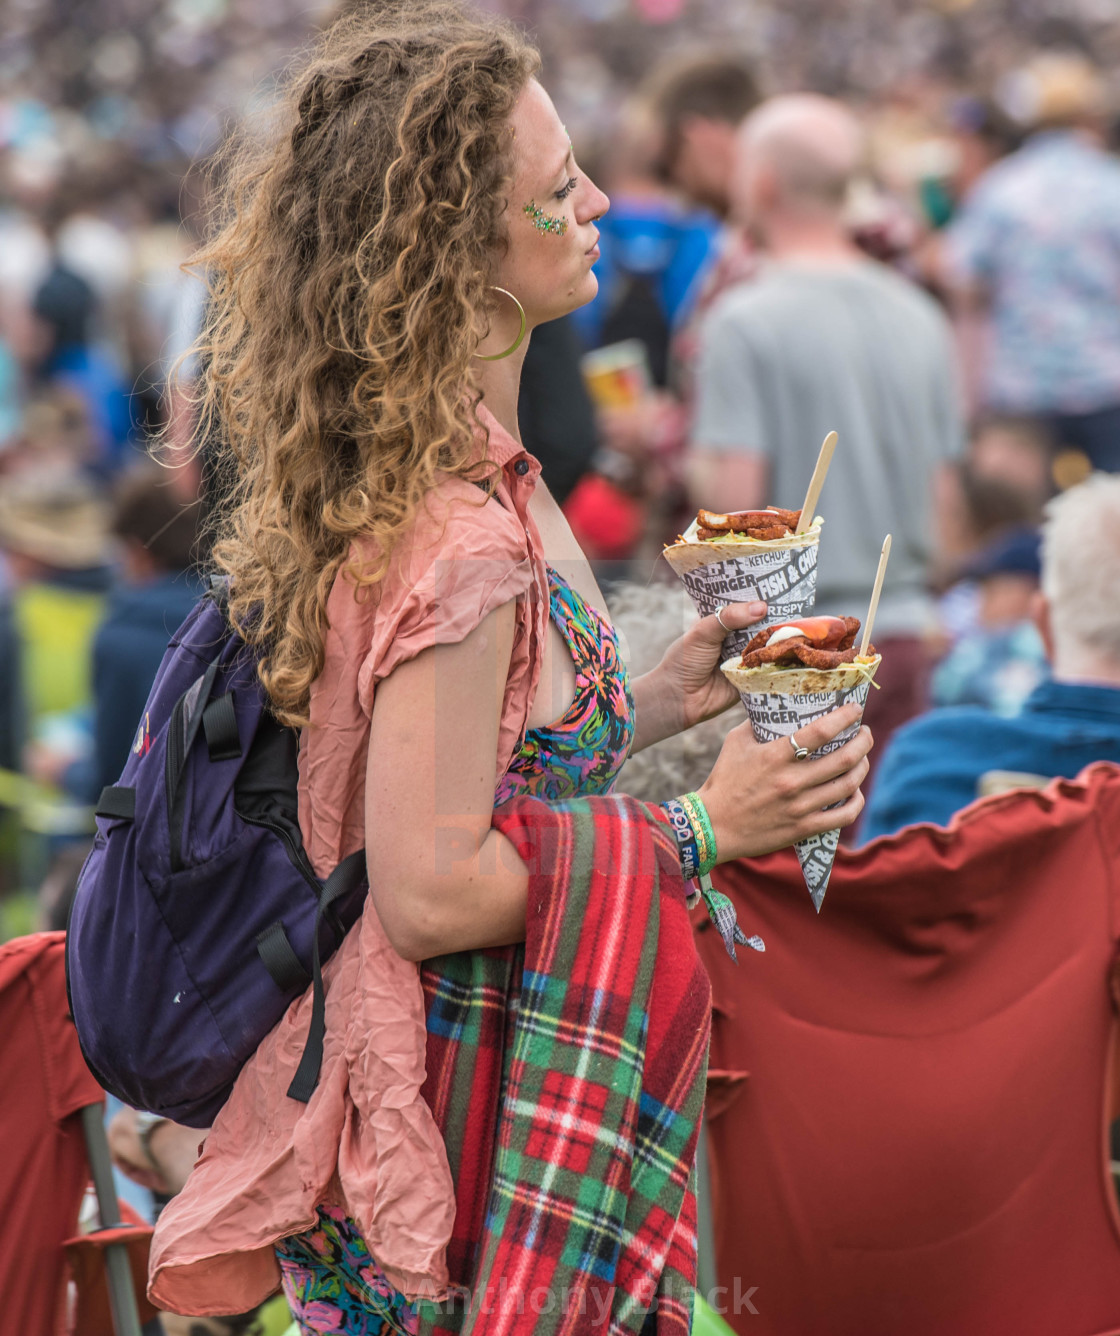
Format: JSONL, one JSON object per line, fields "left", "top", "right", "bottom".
{"left": 0, "top": 932, "right": 105, "bottom": 1335}
{"left": 694, "top": 763, "right": 1120, "bottom": 1336}
{"left": 65, "top": 1202, "right": 158, "bottom": 1336}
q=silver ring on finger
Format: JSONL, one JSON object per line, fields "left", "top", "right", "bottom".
{"left": 715, "top": 605, "right": 730, "bottom": 632}
{"left": 789, "top": 734, "right": 811, "bottom": 761}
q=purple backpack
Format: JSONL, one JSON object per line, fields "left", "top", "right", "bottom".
{"left": 65, "top": 582, "right": 367, "bottom": 1126}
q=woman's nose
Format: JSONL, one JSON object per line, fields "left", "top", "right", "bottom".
{"left": 579, "top": 180, "right": 610, "bottom": 223}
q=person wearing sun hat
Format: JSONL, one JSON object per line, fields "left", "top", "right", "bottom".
{"left": 0, "top": 470, "right": 113, "bottom": 575}
{"left": 0, "top": 470, "right": 113, "bottom": 781}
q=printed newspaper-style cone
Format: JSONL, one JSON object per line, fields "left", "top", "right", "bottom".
{"left": 663, "top": 520, "right": 822, "bottom": 660}
{"left": 721, "top": 655, "right": 881, "bottom": 911}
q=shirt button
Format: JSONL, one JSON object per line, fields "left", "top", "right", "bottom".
{"left": 514, "top": 459, "right": 529, "bottom": 476}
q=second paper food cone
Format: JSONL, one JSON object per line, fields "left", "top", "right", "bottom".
{"left": 664, "top": 521, "right": 822, "bottom": 659}
{"left": 721, "top": 655, "right": 881, "bottom": 910}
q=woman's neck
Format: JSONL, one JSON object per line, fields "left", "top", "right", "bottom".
{"left": 472, "top": 334, "right": 530, "bottom": 443}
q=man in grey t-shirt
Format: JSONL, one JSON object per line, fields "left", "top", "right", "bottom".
{"left": 690, "top": 94, "right": 964, "bottom": 756}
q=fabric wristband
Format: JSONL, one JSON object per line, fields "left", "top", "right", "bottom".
{"left": 667, "top": 792, "right": 762, "bottom": 963}
{"left": 678, "top": 791, "right": 718, "bottom": 877}
{"left": 655, "top": 799, "right": 762, "bottom": 963}
{"left": 659, "top": 798, "right": 701, "bottom": 882}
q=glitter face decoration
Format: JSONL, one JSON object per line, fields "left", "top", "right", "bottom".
{"left": 523, "top": 200, "right": 568, "bottom": 236}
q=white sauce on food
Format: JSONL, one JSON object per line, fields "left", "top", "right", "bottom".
{"left": 765, "top": 625, "right": 807, "bottom": 647}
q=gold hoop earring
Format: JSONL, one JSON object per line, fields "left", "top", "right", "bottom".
{"left": 475, "top": 286, "right": 526, "bottom": 361}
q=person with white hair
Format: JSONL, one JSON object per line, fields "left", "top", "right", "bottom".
{"left": 861, "top": 473, "right": 1120, "bottom": 839}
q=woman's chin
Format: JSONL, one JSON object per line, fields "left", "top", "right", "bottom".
{"left": 527, "top": 272, "right": 600, "bottom": 327}
{"left": 563, "top": 270, "right": 600, "bottom": 315}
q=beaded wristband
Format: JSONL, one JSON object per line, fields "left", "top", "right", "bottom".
{"left": 660, "top": 798, "right": 700, "bottom": 882}
{"left": 678, "top": 791, "right": 718, "bottom": 877}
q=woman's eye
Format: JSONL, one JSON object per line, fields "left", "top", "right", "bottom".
{"left": 555, "top": 177, "right": 578, "bottom": 201}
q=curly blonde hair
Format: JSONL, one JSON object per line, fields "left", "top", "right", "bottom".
{"left": 187, "top": 1, "right": 539, "bottom": 725}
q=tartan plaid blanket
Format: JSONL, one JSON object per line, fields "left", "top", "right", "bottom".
{"left": 418, "top": 794, "right": 711, "bottom": 1336}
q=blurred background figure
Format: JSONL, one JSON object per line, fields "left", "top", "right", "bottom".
{"left": 688, "top": 93, "right": 964, "bottom": 765}
{"left": 862, "top": 473, "right": 1120, "bottom": 841}
{"left": 0, "top": 471, "right": 113, "bottom": 798}
{"left": 641, "top": 49, "right": 763, "bottom": 369}
{"left": 927, "top": 523, "right": 1047, "bottom": 717}
{"left": 517, "top": 318, "right": 601, "bottom": 510}
{"left": 51, "top": 467, "right": 202, "bottom": 806}
{"left": 929, "top": 429, "right": 1051, "bottom": 717}
{"left": 572, "top": 95, "right": 715, "bottom": 385}
{"left": 28, "top": 252, "right": 138, "bottom": 479}
{"left": 940, "top": 53, "right": 1120, "bottom": 482}
{"left": 564, "top": 52, "right": 762, "bottom": 566}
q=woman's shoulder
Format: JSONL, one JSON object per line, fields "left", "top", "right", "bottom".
{"left": 417, "top": 469, "right": 527, "bottom": 549}
{"left": 320, "top": 470, "right": 535, "bottom": 693}
{"left": 341, "top": 471, "right": 527, "bottom": 595}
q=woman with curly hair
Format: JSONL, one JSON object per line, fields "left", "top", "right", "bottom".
{"left": 147, "top": 3, "right": 872, "bottom": 1332}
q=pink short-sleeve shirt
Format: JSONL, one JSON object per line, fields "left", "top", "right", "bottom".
{"left": 149, "top": 408, "right": 547, "bottom": 1315}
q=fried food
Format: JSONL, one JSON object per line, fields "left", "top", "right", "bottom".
{"left": 697, "top": 523, "right": 790, "bottom": 542}
{"left": 740, "top": 641, "right": 875, "bottom": 670}
{"left": 740, "top": 616, "right": 856, "bottom": 656}
{"left": 738, "top": 616, "right": 874, "bottom": 670}
{"left": 695, "top": 506, "right": 802, "bottom": 541}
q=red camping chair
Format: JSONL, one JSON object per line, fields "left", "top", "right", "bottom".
{"left": 694, "top": 762, "right": 1120, "bottom": 1336}
{"left": 0, "top": 932, "right": 155, "bottom": 1334}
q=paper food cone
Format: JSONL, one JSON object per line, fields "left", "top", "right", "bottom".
{"left": 721, "top": 655, "right": 881, "bottom": 911}
{"left": 664, "top": 520, "right": 822, "bottom": 660}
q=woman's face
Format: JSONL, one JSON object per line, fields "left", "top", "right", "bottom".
{"left": 492, "top": 79, "right": 610, "bottom": 329}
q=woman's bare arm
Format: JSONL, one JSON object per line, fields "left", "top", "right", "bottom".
{"left": 365, "top": 597, "right": 872, "bottom": 962}
{"left": 364, "top": 599, "right": 529, "bottom": 961}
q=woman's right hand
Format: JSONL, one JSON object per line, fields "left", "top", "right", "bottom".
{"left": 697, "top": 704, "right": 872, "bottom": 862}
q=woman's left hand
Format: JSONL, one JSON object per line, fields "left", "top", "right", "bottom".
{"left": 630, "top": 600, "right": 767, "bottom": 751}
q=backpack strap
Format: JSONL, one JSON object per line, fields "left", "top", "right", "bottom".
{"left": 256, "top": 922, "right": 311, "bottom": 993}
{"left": 202, "top": 693, "right": 241, "bottom": 762}
{"left": 95, "top": 786, "right": 136, "bottom": 821}
{"left": 286, "top": 848, "right": 368, "bottom": 1104}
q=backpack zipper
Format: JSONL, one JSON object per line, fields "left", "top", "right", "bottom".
{"left": 165, "top": 660, "right": 222, "bottom": 874}
{"left": 238, "top": 811, "right": 349, "bottom": 942}
{"left": 165, "top": 693, "right": 187, "bottom": 872}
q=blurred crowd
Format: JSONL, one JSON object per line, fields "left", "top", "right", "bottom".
{"left": 2, "top": 0, "right": 1120, "bottom": 877}
{"left": 8, "top": 2, "right": 1120, "bottom": 1332}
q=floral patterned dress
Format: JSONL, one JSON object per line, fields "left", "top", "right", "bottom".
{"left": 275, "top": 567, "right": 635, "bottom": 1334}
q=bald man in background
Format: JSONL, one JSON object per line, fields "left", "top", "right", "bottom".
{"left": 689, "top": 95, "right": 965, "bottom": 760}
